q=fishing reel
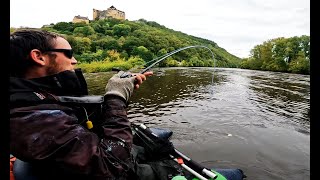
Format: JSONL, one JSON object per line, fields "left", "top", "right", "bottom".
{"left": 111, "top": 67, "right": 134, "bottom": 78}
{"left": 120, "top": 72, "right": 134, "bottom": 78}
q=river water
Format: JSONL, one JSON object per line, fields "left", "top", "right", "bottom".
{"left": 84, "top": 67, "right": 310, "bottom": 180}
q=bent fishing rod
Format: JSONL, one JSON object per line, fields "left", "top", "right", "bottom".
{"left": 119, "top": 45, "right": 216, "bottom": 78}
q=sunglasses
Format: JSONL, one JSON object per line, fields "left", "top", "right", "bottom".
{"left": 45, "top": 49, "right": 73, "bottom": 59}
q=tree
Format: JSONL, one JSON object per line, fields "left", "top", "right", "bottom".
{"left": 288, "top": 51, "right": 309, "bottom": 74}
{"left": 106, "top": 50, "right": 121, "bottom": 61}
{"left": 73, "top": 26, "right": 95, "bottom": 36}
{"left": 69, "top": 37, "right": 92, "bottom": 54}
{"left": 299, "top": 35, "right": 310, "bottom": 60}
{"left": 132, "top": 46, "right": 154, "bottom": 62}
{"left": 113, "top": 24, "right": 131, "bottom": 37}
{"left": 93, "top": 37, "right": 120, "bottom": 50}
{"left": 52, "top": 22, "right": 74, "bottom": 32}
{"left": 91, "top": 23, "right": 107, "bottom": 34}
{"left": 260, "top": 41, "right": 274, "bottom": 70}
{"left": 157, "top": 49, "right": 168, "bottom": 56}
{"left": 248, "top": 45, "right": 264, "bottom": 69}
{"left": 122, "top": 36, "right": 142, "bottom": 55}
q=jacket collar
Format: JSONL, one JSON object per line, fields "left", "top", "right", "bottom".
{"left": 10, "top": 68, "right": 88, "bottom": 97}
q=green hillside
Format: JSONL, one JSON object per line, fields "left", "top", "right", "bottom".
{"left": 12, "top": 18, "right": 243, "bottom": 73}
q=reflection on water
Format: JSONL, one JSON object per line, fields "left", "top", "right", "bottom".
{"left": 85, "top": 67, "right": 310, "bottom": 180}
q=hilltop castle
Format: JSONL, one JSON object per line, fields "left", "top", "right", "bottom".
{"left": 72, "top": 6, "right": 125, "bottom": 24}
{"left": 93, "top": 6, "right": 125, "bottom": 20}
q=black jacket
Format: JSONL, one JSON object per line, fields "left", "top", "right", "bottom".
{"left": 10, "top": 69, "right": 134, "bottom": 180}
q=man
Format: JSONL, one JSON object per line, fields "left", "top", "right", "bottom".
{"left": 10, "top": 29, "right": 152, "bottom": 180}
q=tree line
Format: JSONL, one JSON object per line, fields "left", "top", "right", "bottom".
{"left": 240, "top": 36, "right": 310, "bottom": 74}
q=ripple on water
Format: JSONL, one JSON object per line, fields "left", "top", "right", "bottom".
{"left": 86, "top": 68, "right": 310, "bottom": 180}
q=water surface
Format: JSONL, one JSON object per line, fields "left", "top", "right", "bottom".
{"left": 85, "top": 67, "right": 310, "bottom": 180}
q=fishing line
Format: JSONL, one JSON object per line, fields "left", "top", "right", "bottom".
{"left": 123, "top": 45, "right": 216, "bottom": 85}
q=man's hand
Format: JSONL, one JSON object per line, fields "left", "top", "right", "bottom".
{"left": 132, "top": 71, "right": 153, "bottom": 89}
{"left": 105, "top": 71, "right": 153, "bottom": 103}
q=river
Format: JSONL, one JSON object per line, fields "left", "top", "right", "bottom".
{"left": 84, "top": 67, "right": 310, "bottom": 180}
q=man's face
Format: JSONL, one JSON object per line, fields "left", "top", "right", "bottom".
{"left": 45, "top": 37, "right": 78, "bottom": 75}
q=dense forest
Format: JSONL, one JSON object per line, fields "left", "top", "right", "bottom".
{"left": 10, "top": 18, "right": 309, "bottom": 74}
{"left": 240, "top": 36, "right": 310, "bottom": 74}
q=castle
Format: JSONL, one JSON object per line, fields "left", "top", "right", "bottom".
{"left": 73, "top": 5, "right": 125, "bottom": 24}
{"left": 72, "top": 15, "right": 90, "bottom": 24}
{"left": 93, "top": 6, "right": 125, "bottom": 20}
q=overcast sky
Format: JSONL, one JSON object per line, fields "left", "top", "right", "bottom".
{"left": 10, "top": 0, "right": 310, "bottom": 58}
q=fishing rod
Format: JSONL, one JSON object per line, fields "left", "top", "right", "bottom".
{"left": 173, "top": 149, "right": 218, "bottom": 180}
{"left": 132, "top": 123, "right": 210, "bottom": 179}
{"left": 133, "top": 123, "right": 223, "bottom": 180}
{"left": 170, "top": 154, "right": 209, "bottom": 180}
{"left": 119, "top": 45, "right": 216, "bottom": 78}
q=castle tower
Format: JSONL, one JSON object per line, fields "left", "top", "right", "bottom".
{"left": 93, "top": 9, "right": 99, "bottom": 20}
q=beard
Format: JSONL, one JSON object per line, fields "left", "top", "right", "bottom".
{"left": 45, "top": 54, "right": 73, "bottom": 76}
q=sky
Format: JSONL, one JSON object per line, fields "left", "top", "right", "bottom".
{"left": 10, "top": 0, "right": 310, "bottom": 58}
